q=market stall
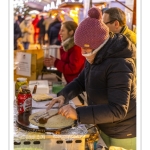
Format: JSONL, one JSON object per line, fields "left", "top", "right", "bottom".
{"left": 57, "top": 2, "right": 84, "bottom": 24}
{"left": 14, "top": 80, "right": 100, "bottom": 150}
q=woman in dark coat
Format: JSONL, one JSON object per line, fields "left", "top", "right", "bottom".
{"left": 46, "top": 7, "right": 136, "bottom": 150}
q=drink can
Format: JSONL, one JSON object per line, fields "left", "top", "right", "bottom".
{"left": 17, "top": 85, "right": 32, "bottom": 114}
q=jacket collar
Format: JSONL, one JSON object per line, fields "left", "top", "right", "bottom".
{"left": 93, "top": 33, "right": 136, "bottom": 65}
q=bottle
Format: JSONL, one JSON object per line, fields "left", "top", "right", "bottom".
{"left": 15, "top": 78, "right": 28, "bottom": 97}
{"left": 17, "top": 85, "right": 32, "bottom": 114}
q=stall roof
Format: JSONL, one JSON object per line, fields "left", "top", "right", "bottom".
{"left": 58, "top": 2, "right": 83, "bottom": 8}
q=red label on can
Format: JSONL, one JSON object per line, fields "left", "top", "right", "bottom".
{"left": 17, "top": 93, "right": 32, "bottom": 114}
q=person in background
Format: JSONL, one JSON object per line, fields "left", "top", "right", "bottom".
{"left": 18, "top": 14, "right": 24, "bottom": 24}
{"left": 43, "top": 13, "right": 54, "bottom": 43}
{"left": 32, "top": 14, "right": 40, "bottom": 44}
{"left": 44, "top": 20, "right": 86, "bottom": 104}
{"left": 20, "top": 15, "right": 34, "bottom": 50}
{"left": 46, "top": 7, "right": 136, "bottom": 150}
{"left": 14, "top": 15, "right": 21, "bottom": 50}
{"left": 102, "top": 7, "right": 136, "bottom": 45}
{"left": 47, "top": 14, "right": 61, "bottom": 45}
{"left": 37, "top": 15, "right": 45, "bottom": 46}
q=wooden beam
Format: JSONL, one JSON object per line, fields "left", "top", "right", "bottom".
{"left": 132, "top": 0, "right": 136, "bottom": 25}
{"left": 115, "top": 0, "right": 133, "bottom": 12}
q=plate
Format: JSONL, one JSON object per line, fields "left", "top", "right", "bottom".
{"left": 32, "top": 93, "right": 53, "bottom": 102}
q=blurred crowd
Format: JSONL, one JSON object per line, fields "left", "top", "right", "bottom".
{"left": 14, "top": 13, "right": 62, "bottom": 50}
{"left": 14, "top": 7, "right": 136, "bottom": 51}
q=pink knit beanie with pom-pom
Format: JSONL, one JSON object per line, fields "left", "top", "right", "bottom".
{"left": 74, "top": 7, "right": 109, "bottom": 49}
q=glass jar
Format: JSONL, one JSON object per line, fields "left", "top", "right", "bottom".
{"left": 15, "top": 78, "right": 28, "bottom": 97}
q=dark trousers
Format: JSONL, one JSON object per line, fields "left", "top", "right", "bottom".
{"left": 38, "top": 34, "right": 45, "bottom": 45}
{"left": 23, "top": 42, "right": 30, "bottom": 50}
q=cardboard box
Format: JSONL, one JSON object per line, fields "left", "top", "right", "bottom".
{"left": 14, "top": 49, "right": 44, "bottom": 81}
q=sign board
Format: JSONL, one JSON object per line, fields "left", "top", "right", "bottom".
{"left": 16, "top": 52, "right": 31, "bottom": 77}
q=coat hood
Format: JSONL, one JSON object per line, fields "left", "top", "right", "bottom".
{"left": 94, "top": 33, "right": 136, "bottom": 65}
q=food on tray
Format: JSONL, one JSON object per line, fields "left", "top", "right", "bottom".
{"left": 29, "top": 109, "right": 74, "bottom": 128}
{"left": 32, "top": 94, "right": 53, "bottom": 101}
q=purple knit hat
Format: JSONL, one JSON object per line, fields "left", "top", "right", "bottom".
{"left": 74, "top": 7, "right": 109, "bottom": 49}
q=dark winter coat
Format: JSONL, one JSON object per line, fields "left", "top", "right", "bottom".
{"left": 14, "top": 21, "right": 21, "bottom": 50}
{"left": 48, "top": 20, "right": 61, "bottom": 45}
{"left": 37, "top": 18, "right": 45, "bottom": 34}
{"left": 58, "top": 33, "right": 136, "bottom": 139}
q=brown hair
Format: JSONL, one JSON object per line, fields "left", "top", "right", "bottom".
{"left": 62, "top": 21, "right": 78, "bottom": 36}
{"left": 104, "top": 7, "right": 126, "bottom": 26}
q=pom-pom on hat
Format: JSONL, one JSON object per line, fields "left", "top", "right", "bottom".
{"left": 74, "top": 7, "right": 109, "bottom": 49}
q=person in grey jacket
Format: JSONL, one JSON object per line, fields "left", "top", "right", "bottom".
{"left": 46, "top": 7, "right": 136, "bottom": 150}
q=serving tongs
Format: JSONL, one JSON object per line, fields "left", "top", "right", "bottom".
{"left": 32, "top": 111, "right": 47, "bottom": 123}
{"left": 32, "top": 103, "right": 69, "bottom": 124}
{"left": 38, "top": 112, "right": 59, "bottom": 124}
{"left": 32, "top": 111, "right": 58, "bottom": 124}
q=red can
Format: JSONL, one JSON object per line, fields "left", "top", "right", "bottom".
{"left": 17, "top": 88, "right": 32, "bottom": 114}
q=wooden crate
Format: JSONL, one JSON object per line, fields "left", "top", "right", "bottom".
{"left": 14, "top": 49, "right": 44, "bottom": 81}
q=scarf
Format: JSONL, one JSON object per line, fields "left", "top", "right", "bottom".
{"left": 61, "top": 37, "right": 75, "bottom": 52}
{"left": 82, "top": 37, "right": 109, "bottom": 64}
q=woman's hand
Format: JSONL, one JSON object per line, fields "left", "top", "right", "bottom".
{"left": 58, "top": 105, "right": 77, "bottom": 120}
{"left": 43, "top": 56, "right": 56, "bottom": 67}
{"left": 45, "top": 95, "right": 65, "bottom": 111}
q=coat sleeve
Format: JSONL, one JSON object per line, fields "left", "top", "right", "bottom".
{"left": 57, "top": 68, "right": 86, "bottom": 103}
